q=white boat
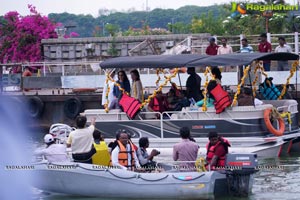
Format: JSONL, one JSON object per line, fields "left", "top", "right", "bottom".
{"left": 31, "top": 153, "right": 258, "bottom": 199}
{"left": 81, "top": 53, "right": 300, "bottom": 158}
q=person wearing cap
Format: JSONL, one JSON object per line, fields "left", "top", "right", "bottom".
{"left": 173, "top": 127, "right": 199, "bottom": 171}
{"left": 111, "top": 131, "right": 141, "bottom": 170}
{"left": 206, "top": 131, "right": 231, "bottom": 170}
{"left": 66, "top": 115, "right": 96, "bottom": 163}
{"left": 258, "top": 33, "right": 272, "bottom": 71}
{"left": 275, "top": 37, "right": 292, "bottom": 71}
{"left": 205, "top": 37, "right": 219, "bottom": 55}
{"left": 34, "top": 134, "right": 68, "bottom": 162}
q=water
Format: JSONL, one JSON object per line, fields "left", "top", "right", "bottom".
{"left": 31, "top": 131, "right": 300, "bottom": 200}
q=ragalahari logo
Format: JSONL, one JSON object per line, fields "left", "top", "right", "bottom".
{"left": 231, "top": 2, "right": 299, "bottom": 18}
{"left": 231, "top": 2, "right": 247, "bottom": 18}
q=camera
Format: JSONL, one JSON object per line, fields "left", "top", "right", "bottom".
{"left": 156, "top": 150, "right": 160, "bottom": 155}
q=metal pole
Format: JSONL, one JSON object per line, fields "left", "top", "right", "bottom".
{"left": 295, "top": 32, "right": 299, "bottom": 54}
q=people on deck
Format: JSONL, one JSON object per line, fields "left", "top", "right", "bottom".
{"left": 110, "top": 70, "right": 131, "bottom": 109}
{"left": 137, "top": 137, "right": 160, "bottom": 170}
{"left": 130, "top": 69, "right": 144, "bottom": 102}
{"left": 102, "top": 70, "right": 116, "bottom": 109}
{"left": 275, "top": 37, "right": 292, "bottom": 71}
{"left": 206, "top": 37, "right": 219, "bottom": 55}
{"left": 22, "top": 66, "right": 33, "bottom": 91}
{"left": 186, "top": 67, "right": 202, "bottom": 102}
{"left": 240, "top": 38, "right": 253, "bottom": 53}
{"left": 206, "top": 131, "right": 230, "bottom": 170}
{"left": 173, "top": 127, "right": 199, "bottom": 171}
{"left": 238, "top": 87, "right": 263, "bottom": 106}
{"left": 66, "top": 116, "right": 96, "bottom": 163}
{"left": 217, "top": 37, "right": 233, "bottom": 72}
{"left": 258, "top": 33, "right": 272, "bottom": 71}
{"left": 211, "top": 67, "right": 222, "bottom": 84}
{"left": 34, "top": 134, "right": 68, "bottom": 162}
{"left": 91, "top": 129, "right": 110, "bottom": 166}
{"left": 111, "top": 131, "right": 141, "bottom": 170}
{"left": 147, "top": 90, "right": 170, "bottom": 118}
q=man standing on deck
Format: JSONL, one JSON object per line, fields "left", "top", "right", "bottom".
{"left": 206, "top": 37, "right": 219, "bottom": 55}
{"left": 186, "top": 67, "right": 202, "bottom": 102}
{"left": 66, "top": 115, "right": 96, "bottom": 163}
{"left": 258, "top": 33, "right": 272, "bottom": 71}
{"left": 275, "top": 37, "right": 292, "bottom": 71}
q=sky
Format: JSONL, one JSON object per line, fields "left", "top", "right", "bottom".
{"left": 0, "top": 0, "right": 298, "bottom": 17}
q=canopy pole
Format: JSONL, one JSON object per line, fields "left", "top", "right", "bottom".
{"left": 247, "top": 69, "right": 255, "bottom": 107}
{"left": 177, "top": 72, "right": 183, "bottom": 91}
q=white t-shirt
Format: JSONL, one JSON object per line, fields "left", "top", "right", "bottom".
{"left": 111, "top": 144, "right": 141, "bottom": 170}
{"left": 34, "top": 144, "right": 68, "bottom": 162}
{"left": 275, "top": 44, "right": 292, "bottom": 53}
{"left": 66, "top": 125, "right": 94, "bottom": 154}
{"left": 217, "top": 45, "right": 233, "bottom": 55}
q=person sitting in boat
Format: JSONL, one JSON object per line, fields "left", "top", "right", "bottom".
{"left": 111, "top": 131, "right": 141, "bottom": 170}
{"left": 207, "top": 80, "right": 231, "bottom": 114}
{"left": 91, "top": 129, "right": 110, "bottom": 166}
{"left": 66, "top": 116, "right": 96, "bottom": 164}
{"left": 110, "top": 70, "right": 131, "bottom": 109}
{"left": 137, "top": 137, "right": 160, "bottom": 171}
{"left": 211, "top": 67, "right": 222, "bottom": 84}
{"left": 196, "top": 97, "right": 215, "bottom": 108}
{"left": 206, "top": 131, "right": 231, "bottom": 170}
{"left": 34, "top": 134, "right": 68, "bottom": 162}
{"left": 173, "top": 127, "right": 199, "bottom": 171}
{"left": 130, "top": 69, "right": 144, "bottom": 102}
{"left": 238, "top": 87, "right": 263, "bottom": 106}
{"left": 186, "top": 67, "right": 202, "bottom": 102}
{"left": 147, "top": 90, "right": 169, "bottom": 118}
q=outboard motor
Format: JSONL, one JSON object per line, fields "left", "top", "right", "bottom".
{"left": 225, "top": 153, "right": 258, "bottom": 197}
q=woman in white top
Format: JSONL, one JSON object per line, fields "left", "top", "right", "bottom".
{"left": 130, "top": 69, "right": 144, "bottom": 102}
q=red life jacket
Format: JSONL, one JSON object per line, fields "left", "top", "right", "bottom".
{"left": 118, "top": 93, "right": 141, "bottom": 119}
{"left": 151, "top": 97, "right": 160, "bottom": 112}
{"left": 206, "top": 137, "right": 230, "bottom": 168}
{"left": 210, "top": 84, "right": 231, "bottom": 114}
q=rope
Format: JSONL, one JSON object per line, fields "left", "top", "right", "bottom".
{"left": 140, "top": 68, "right": 178, "bottom": 109}
{"left": 139, "top": 174, "right": 169, "bottom": 182}
{"left": 278, "top": 60, "right": 299, "bottom": 100}
{"left": 195, "top": 157, "right": 207, "bottom": 172}
{"left": 202, "top": 66, "right": 211, "bottom": 112}
{"left": 231, "top": 65, "right": 250, "bottom": 107}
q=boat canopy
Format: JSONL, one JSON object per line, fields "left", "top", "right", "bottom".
{"left": 187, "top": 52, "right": 299, "bottom": 67}
{"left": 100, "top": 52, "right": 299, "bottom": 69}
{"left": 100, "top": 54, "right": 208, "bottom": 69}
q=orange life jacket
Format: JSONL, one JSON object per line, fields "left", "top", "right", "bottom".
{"left": 210, "top": 84, "right": 231, "bottom": 114}
{"left": 117, "top": 140, "right": 136, "bottom": 170}
{"left": 206, "top": 137, "right": 230, "bottom": 168}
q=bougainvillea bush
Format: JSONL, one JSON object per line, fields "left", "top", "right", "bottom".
{"left": 0, "top": 5, "right": 58, "bottom": 63}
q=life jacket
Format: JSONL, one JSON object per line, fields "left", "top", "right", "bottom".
{"left": 117, "top": 140, "right": 136, "bottom": 170}
{"left": 92, "top": 141, "right": 111, "bottom": 166}
{"left": 210, "top": 84, "right": 231, "bottom": 114}
{"left": 259, "top": 78, "right": 280, "bottom": 100}
{"left": 118, "top": 93, "right": 141, "bottom": 119}
{"left": 206, "top": 137, "right": 230, "bottom": 169}
{"left": 151, "top": 97, "right": 160, "bottom": 112}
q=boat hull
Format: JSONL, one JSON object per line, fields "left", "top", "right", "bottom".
{"left": 31, "top": 162, "right": 230, "bottom": 199}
